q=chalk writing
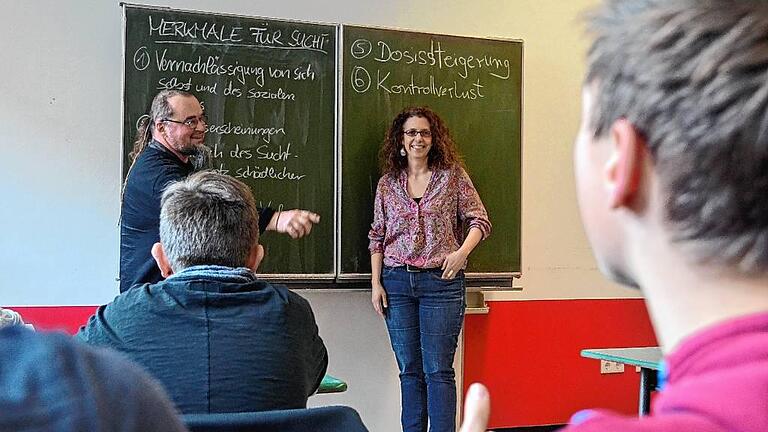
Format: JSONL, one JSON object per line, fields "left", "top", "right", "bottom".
{"left": 133, "top": 46, "right": 151, "bottom": 71}
{"left": 370, "top": 39, "right": 511, "bottom": 80}
{"left": 214, "top": 142, "right": 297, "bottom": 162}
{"left": 246, "top": 87, "right": 295, "bottom": 100}
{"left": 256, "top": 143, "right": 295, "bottom": 161}
{"left": 214, "top": 163, "right": 229, "bottom": 176}
{"left": 249, "top": 25, "right": 283, "bottom": 46}
{"left": 196, "top": 82, "right": 218, "bottom": 94}
{"left": 229, "top": 143, "right": 252, "bottom": 159}
{"left": 376, "top": 71, "right": 485, "bottom": 100}
{"left": 350, "top": 66, "right": 371, "bottom": 93}
{"left": 157, "top": 76, "right": 191, "bottom": 91}
{"left": 206, "top": 123, "right": 285, "bottom": 143}
{"left": 347, "top": 36, "right": 512, "bottom": 101}
{"left": 235, "top": 165, "right": 307, "bottom": 181}
{"left": 149, "top": 16, "right": 243, "bottom": 42}
{"left": 289, "top": 29, "right": 330, "bottom": 52}
{"left": 223, "top": 80, "right": 242, "bottom": 97}
{"left": 147, "top": 16, "right": 331, "bottom": 55}
{"left": 212, "top": 142, "right": 307, "bottom": 182}
{"left": 350, "top": 39, "right": 373, "bottom": 60}
{"left": 267, "top": 63, "right": 316, "bottom": 81}
{"left": 155, "top": 49, "right": 265, "bottom": 86}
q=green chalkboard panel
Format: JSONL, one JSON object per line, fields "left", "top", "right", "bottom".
{"left": 340, "top": 25, "right": 522, "bottom": 277}
{"left": 123, "top": 5, "right": 336, "bottom": 276}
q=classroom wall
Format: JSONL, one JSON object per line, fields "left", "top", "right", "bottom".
{"left": 1, "top": 0, "right": 656, "bottom": 429}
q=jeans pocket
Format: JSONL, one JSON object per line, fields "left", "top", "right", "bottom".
{"left": 428, "top": 268, "right": 465, "bottom": 281}
{"left": 382, "top": 266, "right": 395, "bottom": 278}
{"left": 422, "top": 271, "right": 464, "bottom": 302}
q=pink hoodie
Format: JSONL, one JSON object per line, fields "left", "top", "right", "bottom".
{"left": 563, "top": 312, "right": 768, "bottom": 432}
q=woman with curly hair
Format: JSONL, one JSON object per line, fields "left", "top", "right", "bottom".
{"left": 368, "top": 106, "right": 491, "bottom": 432}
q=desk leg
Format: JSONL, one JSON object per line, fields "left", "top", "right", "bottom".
{"left": 638, "top": 367, "right": 657, "bottom": 416}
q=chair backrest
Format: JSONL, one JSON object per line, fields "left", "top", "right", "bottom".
{"left": 181, "top": 405, "right": 369, "bottom": 432}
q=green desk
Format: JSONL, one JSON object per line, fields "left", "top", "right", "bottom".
{"left": 581, "top": 347, "right": 662, "bottom": 416}
{"left": 317, "top": 374, "right": 348, "bottom": 394}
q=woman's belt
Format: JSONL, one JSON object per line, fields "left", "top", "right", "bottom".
{"left": 401, "top": 264, "right": 442, "bottom": 273}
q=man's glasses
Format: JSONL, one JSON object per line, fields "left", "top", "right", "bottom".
{"left": 403, "top": 129, "right": 432, "bottom": 138}
{"left": 162, "top": 115, "right": 208, "bottom": 129}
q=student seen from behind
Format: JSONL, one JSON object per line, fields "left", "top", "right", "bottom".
{"left": 78, "top": 170, "right": 328, "bottom": 414}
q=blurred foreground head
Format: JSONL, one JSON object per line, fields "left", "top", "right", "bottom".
{"left": 576, "top": 0, "right": 768, "bottom": 285}
{"left": 0, "top": 327, "right": 186, "bottom": 432}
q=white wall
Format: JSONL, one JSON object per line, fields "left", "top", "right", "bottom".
{"left": 0, "top": 0, "right": 640, "bottom": 430}
{"left": 1, "top": 1, "right": 124, "bottom": 305}
{"left": 299, "top": 290, "right": 401, "bottom": 429}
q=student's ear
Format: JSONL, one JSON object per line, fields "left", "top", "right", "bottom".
{"left": 246, "top": 243, "right": 265, "bottom": 272}
{"left": 151, "top": 242, "right": 174, "bottom": 278}
{"left": 606, "top": 119, "right": 645, "bottom": 209}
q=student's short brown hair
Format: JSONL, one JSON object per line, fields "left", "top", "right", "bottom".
{"left": 585, "top": 0, "right": 768, "bottom": 273}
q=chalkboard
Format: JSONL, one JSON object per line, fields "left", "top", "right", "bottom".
{"left": 122, "top": 5, "right": 337, "bottom": 277}
{"left": 340, "top": 25, "right": 522, "bottom": 278}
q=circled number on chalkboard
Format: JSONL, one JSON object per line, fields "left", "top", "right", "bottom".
{"left": 133, "top": 46, "right": 151, "bottom": 71}
{"left": 351, "top": 66, "right": 371, "bottom": 93}
{"left": 350, "top": 39, "right": 372, "bottom": 59}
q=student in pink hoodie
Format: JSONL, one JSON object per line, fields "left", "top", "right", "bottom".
{"left": 460, "top": 1, "right": 768, "bottom": 431}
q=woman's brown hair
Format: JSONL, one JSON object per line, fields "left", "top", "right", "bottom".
{"left": 379, "top": 106, "right": 463, "bottom": 175}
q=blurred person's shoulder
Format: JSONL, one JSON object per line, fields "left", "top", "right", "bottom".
{"left": 0, "top": 326, "right": 187, "bottom": 432}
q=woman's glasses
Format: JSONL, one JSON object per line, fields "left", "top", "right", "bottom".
{"left": 403, "top": 129, "right": 432, "bottom": 138}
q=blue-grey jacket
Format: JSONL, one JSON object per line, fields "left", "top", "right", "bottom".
{"left": 76, "top": 266, "right": 328, "bottom": 414}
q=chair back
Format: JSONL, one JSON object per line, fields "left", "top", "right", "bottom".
{"left": 181, "top": 405, "right": 368, "bottom": 432}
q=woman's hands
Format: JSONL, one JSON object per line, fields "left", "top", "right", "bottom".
{"left": 370, "top": 253, "right": 387, "bottom": 318}
{"left": 441, "top": 249, "right": 468, "bottom": 279}
{"left": 441, "top": 227, "right": 484, "bottom": 279}
{"left": 371, "top": 282, "right": 388, "bottom": 318}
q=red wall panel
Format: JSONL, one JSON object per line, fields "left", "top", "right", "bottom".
{"left": 9, "top": 306, "right": 98, "bottom": 335}
{"left": 463, "top": 299, "right": 657, "bottom": 428}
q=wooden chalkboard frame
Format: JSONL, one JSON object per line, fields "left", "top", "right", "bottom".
{"left": 337, "top": 24, "right": 523, "bottom": 285}
{"left": 120, "top": 3, "right": 339, "bottom": 280}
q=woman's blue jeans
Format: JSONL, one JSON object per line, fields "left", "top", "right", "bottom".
{"left": 383, "top": 266, "right": 465, "bottom": 432}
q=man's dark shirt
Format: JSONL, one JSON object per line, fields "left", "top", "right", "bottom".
{"left": 120, "top": 141, "right": 191, "bottom": 293}
{"left": 76, "top": 266, "right": 329, "bottom": 414}
{"left": 119, "top": 141, "right": 273, "bottom": 292}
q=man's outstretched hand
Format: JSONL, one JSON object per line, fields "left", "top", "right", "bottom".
{"left": 269, "top": 209, "right": 320, "bottom": 238}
